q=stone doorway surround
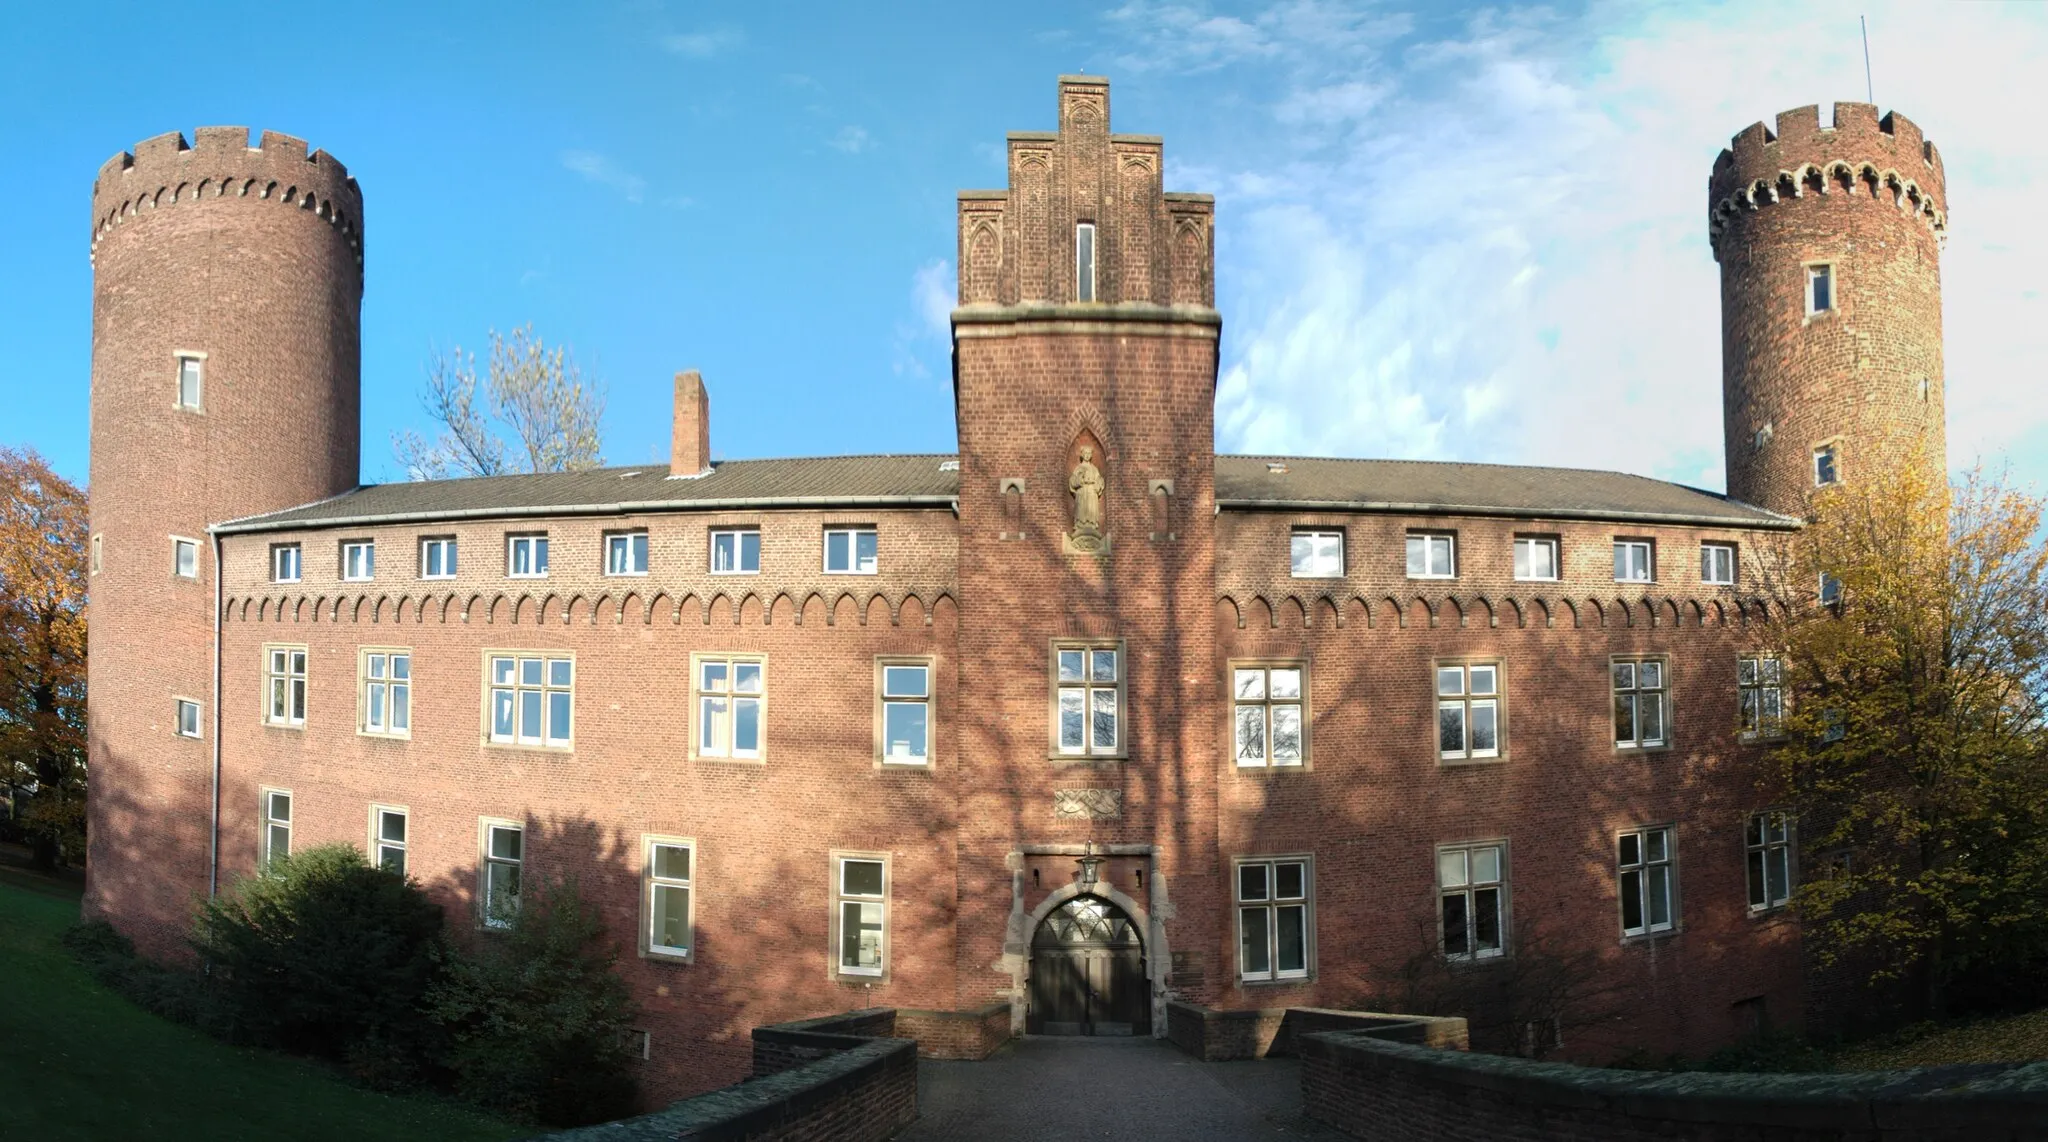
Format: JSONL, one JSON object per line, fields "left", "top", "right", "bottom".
{"left": 999, "top": 842, "right": 1173, "bottom": 1037}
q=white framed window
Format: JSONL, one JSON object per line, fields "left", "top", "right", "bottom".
{"left": 1236, "top": 857, "right": 1311, "bottom": 982}
{"left": 1819, "top": 572, "right": 1842, "bottom": 605}
{"left": 1075, "top": 222, "right": 1097, "bottom": 302}
{"left": 361, "top": 649, "right": 411, "bottom": 737}
{"left": 175, "top": 355, "right": 204, "bottom": 411}
{"left": 710, "top": 528, "right": 760, "bottom": 574}
{"left": 261, "top": 788, "right": 292, "bottom": 872}
{"left": 1738, "top": 654, "right": 1784, "bottom": 738}
{"left": 1613, "top": 540, "right": 1654, "bottom": 583}
{"left": 1619, "top": 826, "right": 1676, "bottom": 937}
{"left": 1406, "top": 532, "right": 1456, "bottom": 579}
{"left": 172, "top": 536, "right": 199, "bottom": 579}
{"left": 174, "top": 698, "right": 202, "bottom": 739}
{"left": 644, "top": 838, "right": 694, "bottom": 959}
{"left": 1437, "top": 662, "right": 1500, "bottom": 761}
{"left": 1746, "top": 811, "right": 1793, "bottom": 911}
{"left": 605, "top": 531, "right": 649, "bottom": 576}
{"left": 1290, "top": 530, "right": 1343, "bottom": 578}
{"left": 507, "top": 533, "right": 549, "bottom": 578}
{"left": 91, "top": 534, "right": 102, "bottom": 576}
{"left": 487, "top": 653, "right": 573, "bottom": 747}
{"left": 341, "top": 540, "right": 375, "bottom": 582}
{"left": 420, "top": 537, "right": 458, "bottom": 579}
{"left": 1806, "top": 263, "right": 1833, "bottom": 315}
{"left": 265, "top": 645, "right": 307, "bottom": 726}
{"left": 1233, "top": 664, "right": 1305, "bottom": 768}
{"left": 694, "top": 655, "right": 764, "bottom": 759}
{"left": 833, "top": 854, "right": 888, "bottom": 977}
{"left": 481, "top": 819, "right": 523, "bottom": 928}
{"left": 373, "top": 806, "right": 408, "bottom": 875}
{"left": 1053, "top": 643, "right": 1122, "bottom": 757}
{"left": 1513, "top": 536, "right": 1558, "bottom": 581}
{"left": 1814, "top": 444, "right": 1840, "bottom": 487}
{"left": 1612, "top": 658, "right": 1668, "bottom": 749}
{"left": 1439, "top": 842, "right": 1506, "bottom": 960}
{"left": 824, "top": 527, "right": 878, "bottom": 575}
{"left": 1701, "top": 543, "right": 1736, "bottom": 586}
{"left": 878, "top": 660, "right": 930, "bottom": 765}
{"left": 272, "top": 544, "right": 302, "bottom": 584}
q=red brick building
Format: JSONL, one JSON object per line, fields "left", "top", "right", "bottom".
{"left": 83, "top": 77, "right": 1947, "bottom": 1102}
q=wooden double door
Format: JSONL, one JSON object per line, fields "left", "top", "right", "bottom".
{"left": 1026, "top": 896, "right": 1150, "bottom": 1036}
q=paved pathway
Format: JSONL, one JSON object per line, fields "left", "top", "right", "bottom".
{"left": 896, "top": 1036, "right": 1349, "bottom": 1141}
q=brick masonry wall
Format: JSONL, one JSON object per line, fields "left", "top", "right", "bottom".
{"left": 85, "top": 128, "right": 363, "bottom": 957}
{"left": 894, "top": 1002, "right": 1012, "bottom": 1060}
{"left": 1300, "top": 1032, "right": 2048, "bottom": 1142}
{"left": 1711, "top": 104, "right": 1946, "bottom": 519}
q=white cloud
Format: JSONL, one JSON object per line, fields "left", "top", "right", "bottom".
{"left": 1114, "top": 0, "right": 2048, "bottom": 492}
{"left": 893, "top": 260, "right": 955, "bottom": 380}
{"left": 559, "top": 150, "right": 647, "bottom": 204}
{"left": 662, "top": 27, "right": 744, "bottom": 58}
{"left": 830, "top": 126, "right": 872, "bottom": 154}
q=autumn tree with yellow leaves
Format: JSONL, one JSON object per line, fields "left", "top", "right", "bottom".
{"left": 1758, "top": 448, "right": 2048, "bottom": 1015}
{"left": 0, "top": 447, "right": 89, "bottom": 869}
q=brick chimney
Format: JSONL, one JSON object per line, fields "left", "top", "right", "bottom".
{"left": 671, "top": 370, "right": 711, "bottom": 477}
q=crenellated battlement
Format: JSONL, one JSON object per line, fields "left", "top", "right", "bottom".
{"left": 1707, "top": 104, "right": 1945, "bottom": 253}
{"left": 90, "top": 128, "right": 364, "bottom": 269}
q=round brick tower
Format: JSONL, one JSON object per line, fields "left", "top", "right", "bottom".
{"left": 84, "top": 129, "right": 362, "bottom": 950}
{"left": 1710, "top": 103, "right": 1947, "bottom": 517}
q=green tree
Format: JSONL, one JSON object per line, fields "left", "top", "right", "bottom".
{"left": 1759, "top": 450, "right": 2048, "bottom": 1014}
{"left": 392, "top": 325, "right": 607, "bottom": 479}
{"left": 0, "top": 446, "right": 88, "bottom": 869}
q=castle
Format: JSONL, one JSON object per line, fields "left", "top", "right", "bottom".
{"left": 82, "top": 76, "right": 1948, "bottom": 1102}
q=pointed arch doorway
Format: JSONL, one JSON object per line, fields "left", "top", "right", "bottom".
{"left": 1026, "top": 895, "right": 1151, "bottom": 1036}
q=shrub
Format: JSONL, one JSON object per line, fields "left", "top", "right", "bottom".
{"left": 62, "top": 919, "right": 219, "bottom": 1030}
{"left": 191, "top": 844, "right": 447, "bottom": 1082}
{"left": 428, "top": 878, "right": 639, "bottom": 1126}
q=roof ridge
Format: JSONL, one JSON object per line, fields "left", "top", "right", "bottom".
{"left": 1220, "top": 453, "right": 1681, "bottom": 483}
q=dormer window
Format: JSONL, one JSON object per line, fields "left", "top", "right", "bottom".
{"left": 1075, "top": 222, "right": 1097, "bottom": 302}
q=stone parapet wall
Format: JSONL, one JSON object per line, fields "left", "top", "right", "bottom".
{"left": 1166, "top": 1001, "right": 1467, "bottom": 1062}
{"left": 1300, "top": 1031, "right": 2048, "bottom": 1142}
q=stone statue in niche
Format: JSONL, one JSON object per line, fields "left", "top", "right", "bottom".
{"left": 1067, "top": 446, "right": 1106, "bottom": 553}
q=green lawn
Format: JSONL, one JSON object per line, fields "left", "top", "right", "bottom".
{"left": 0, "top": 864, "right": 527, "bottom": 1142}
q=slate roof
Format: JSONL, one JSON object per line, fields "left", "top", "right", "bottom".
{"left": 216, "top": 453, "right": 1794, "bottom": 533}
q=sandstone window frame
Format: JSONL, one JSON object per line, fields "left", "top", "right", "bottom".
{"left": 1611, "top": 656, "right": 1670, "bottom": 752}
{"left": 1234, "top": 855, "right": 1313, "bottom": 984}
{"left": 1049, "top": 639, "right": 1126, "bottom": 760}
{"left": 483, "top": 650, "right": 574, "bottom": 750}
{"left": 419, "top": 536, "right": 457, "bottom": 580}
{"left": 709, "top": 527, "right": 761, "bottom": 575}
{"left": 1231, "top": 660, "right": 1308, "bottom": 769}
{"left": 479, "top": 817, "right": 524, "bottom": 929}
{"left": 830, "top": 851, "right": 891, "bottom": 981}
{"left": 605, "top": 530, "right": 650, "bottom": 577}
{"left": 641, "top": 835, "right": 696, "bottom": 962}
{"left": 1618, "top": 824, "right": 1678, "bottom": 939}
{"left": 359, "top": 648, "right": 412, "bottom": 739}
{"left": 1738, "top": 653, "right": 1785, "bottom": 740}
{"left": 691, "top": 653, "right": 766, "bottom": 763}
{"left": 340, "top": 539, "right": 375, "bottom": 582}
{"left": 271, "top": 542, "right": 302, "bottom": 584}
{"left": 263, "top": 644, "right": 308, "bottom": 728}
{"left": 371, "top": 804, "right": 408, "bottom": 876}
{"left": 1613, "top": 538, "right": 1655, "bottom": 584}
{"left": 1804, "top": 261, "right": 1835, "bottom": 317}
{"left": 1438, "top": 840, "right": 1508, "bottom": 962}
{"left": 506, "top": 532, "right": 550, "bottom": 579}
{"left": 1701, "top": 542, "right": 1737, "bottom": 586}
{"left": 1813, "top": 440, "right": 1842, "bottom": 488}
{"left": 171, "top": 535, "right": 200, "bottom": 580}
{"left": 173, "top": 351, "right": 205, "bottom": 412}
{"left": 1289, "top": 529, "right": 1344, "bottom": 579}
{"left": 260, "top": 787, "right": 292, "bottom": 873}
{"left": 1435, "top": 659, "right": 1504, "bottom": 764}
{"left": 875, "top": 656, "right": 933, "bottom": 767}
{"left": 174, "top": 697, "right": 202, "bottom": 739}
{"left": 824, "top": 526, "right": 879, "bottom": 575}
{"left": 1075, "top": 221, "right": 1097, "bottom": 302}
{"left": 1406, "top": 530, "right": 1457, "bottom": 579}
{"left": 1512, "top": 535, "right": 1559, "bottom": 582}
{"left": 1745, "top": 810, "right": 1795, "bottom": 913}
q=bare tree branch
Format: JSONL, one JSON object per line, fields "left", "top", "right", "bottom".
{"left": 392, "top": 326, "right": 606, "bottom": 480}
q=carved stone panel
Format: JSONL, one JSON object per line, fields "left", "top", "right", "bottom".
{"left": 1052, "top": 789, "right": 1122, "bottom": 820}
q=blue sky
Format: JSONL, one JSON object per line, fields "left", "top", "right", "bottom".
{"left": 4, "top": 1, "right": 2043, "bottom": 494}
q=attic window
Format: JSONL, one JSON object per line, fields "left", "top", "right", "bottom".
{"left": 939, "top": 460, "right": 960, "bottom": 472}
{"left": 617, "top": 470, "right": 642, "bottom": 479}
{"left": 1265, "top": 462, "right": 1289, "bottom": 474}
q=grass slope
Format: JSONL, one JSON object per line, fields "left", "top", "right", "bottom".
{"left": 1834, "top": 1009, "right": 2048, "bottom": 1070}
{"left": 0, "top": 865, "right": 525, "bottom": 1142}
